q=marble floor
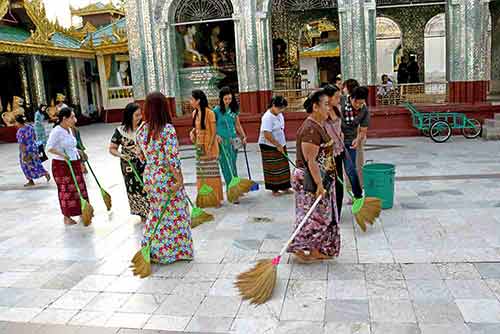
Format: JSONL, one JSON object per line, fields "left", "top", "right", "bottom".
{"left": 0, "top": 123, "right": 500, "bottom": 334}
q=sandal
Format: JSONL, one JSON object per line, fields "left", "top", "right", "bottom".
{"left": 64, "top": 217, "right": 77, "bottom": 225}
{"left": 24, "top": 180, "right": 35, "bottom": 187}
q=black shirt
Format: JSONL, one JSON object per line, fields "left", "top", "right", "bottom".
{"left": 340, "top": 96, "right": 370, "bottom": 146}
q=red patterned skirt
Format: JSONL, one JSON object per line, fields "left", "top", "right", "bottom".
{"left": 52, "top": 159, "right": 89, "bottom": 217}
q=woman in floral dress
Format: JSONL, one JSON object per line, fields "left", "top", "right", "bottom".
{"left": 136, "top": 92, "right": 194, "bottom": 264}
{"left": 109, "top": 103, "right": 149, "bottom": 221}
{"left": 15, "top": 115, "right": 50, "bottom": 187}
{"left": 287, "top": 89, "right": 341, "bottom": 262}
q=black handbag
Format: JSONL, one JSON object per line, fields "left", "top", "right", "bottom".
{"left": 38, "top": 144, "right": 48, "bottom": 162}
{"left": 303, "top": 163, "right": 334, "bottom": 193}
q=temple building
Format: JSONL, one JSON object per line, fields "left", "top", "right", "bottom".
{"left": 0, "top": 0, "right": 132, "bottom": 141}
{"left": 125, "top": 0, "right": 500, "bottom": 141}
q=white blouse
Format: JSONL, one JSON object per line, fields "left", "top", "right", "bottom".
{"left": 46, "top": 125, "right": 80, "bottom": 161}
{"left": 258, "top": 110, "right": 286, "bottom": 147}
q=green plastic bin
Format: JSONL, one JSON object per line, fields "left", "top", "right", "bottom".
{"left": 362, "top": 163, "right": 396, "bottom": 209}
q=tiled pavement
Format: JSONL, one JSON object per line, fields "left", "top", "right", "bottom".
{"left": 0, "top": 123, "right": 500, "bottom": 333}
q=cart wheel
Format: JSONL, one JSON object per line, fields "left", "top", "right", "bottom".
{"left": 462, "top": 118, "right": 482, "bottom": 139}
{"left": 430, "top": 121, "right": 451, "bottom": 143}
{"left": 421, "top": 129, "right": 430, "bottom": 137}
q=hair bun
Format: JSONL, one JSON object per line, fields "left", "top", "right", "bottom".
{"left": 303, "top": 97, "right": 312, "bottom": 111}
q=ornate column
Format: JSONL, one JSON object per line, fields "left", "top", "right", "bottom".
{"left": 158, "top": 22, "right": 179, "bottom": 117}
{"left": 30, "top": 55, "right": 46, "bottom": 106}
{"left": 126, "top": 0, "right": 147, "bottom": 100}
{"left": 234, "top": 0, "right": 271, "bottom": 113}
{"left": 338, "top": 0, "right": 377, "bottom": 105}
{"left": 19, "top": 58, "right": 30, "bottom": 108}
{"left": 447, "top": 0, "right": 491, "bottom": 103}
{"left": 67, "top": 59, "right": 79, "bottom": 106}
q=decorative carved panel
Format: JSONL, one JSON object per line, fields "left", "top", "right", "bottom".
{"left": 174, "top": 0, "right": 234, "bottom": 23}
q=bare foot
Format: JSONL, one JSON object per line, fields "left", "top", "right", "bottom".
{"left": 64, "top": 217, "right": 77, "bottom": 225}
{"left": 272, "top": 191, "right": 281, "bottom": 197}
{"left": 24, "top": 180, "right": 35, "bottom": 187}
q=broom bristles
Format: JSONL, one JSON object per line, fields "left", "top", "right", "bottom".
{"left": 196, "top": 191, "right": 219, "bottom": 208}
{"left": 191, "top": 211, "right": 214, "bottom": 228}
{"left": 235, "top": 259, "right": 278, "bottom": 305}
{"left": 238, "top": 178, "right": 254, "bottom": 194}
{"left": 227, "top": 185, "right": 242, "bottom": 203}
{"left": 102, "top": 190, "right": 112, "bottom": 211}
{"left": 81, "top": 200, "right": 94, "bottom": 226}
{"left": 130, "top": 249, "right": 152, "bottom": 278}
{"left": 354, "top": 197, "right": 382, "bottom": 231}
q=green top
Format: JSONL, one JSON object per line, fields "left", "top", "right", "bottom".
{"left": 213, "top": 105, "right": 239, "bottom": 139}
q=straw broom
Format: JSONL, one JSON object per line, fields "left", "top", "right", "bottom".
{"left": 195, "top": 146, "right": 220, "bottom": 208}
{"left": 220, "top": 144, "right": 254, "bottom": 202}
{"left": 186, "top": 195, "right": 214, "bottom": 228}
{"left": 64, "top": 157, "right": 94, "bottom": 226}
{"left": 130, "top": 199, "right": 170, "bottom": 278}
{"left": 126, "top": 159, "right": 213, "bottom": 228}
{"left": 85, "top": 160, "right": 112, "bottom": 211}
{"left": 235, "top": 195, "right": 323, "bottom": 304}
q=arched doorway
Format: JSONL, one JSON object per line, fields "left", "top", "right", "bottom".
{"left": 269, "top": 0, "right": 339, "bottom": 110}
{"left": 376, "top": 17, "right": 401, "bottom": 83}
{"left": 170, "top": 0, "right": 238, "bottom": 114}
{"left": 424, "top": 13, "right": 446, "bottom": 83}
{"left": 299, "top": 18, "right": 340, "bottom": 89}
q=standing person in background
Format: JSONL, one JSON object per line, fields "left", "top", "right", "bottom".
{"left": 342, "top": 79, "right": 366, "bottom": 186}
{"left": 46, "top": 108, "right": 89, "bottom": 225}
{"left": 136, "top": 92, "right": 193, "bottom": 264}
{"left": 190, "top": 89, "right": 224, "bottom": 206}
{"left": 258, "top": 96, "right": 292, "bottom": 196}
{"left": 323, "top": 84, "right": 345, "bottom": 218}
{"left": 341, "top": 86, "right": 370, "bottom": 200}
{"left": 335, "top": 75, "right": 343, "bottom": 91}
{"left": 213, "top": 86, "right": 247, "bottom": 202}
{"left": 397, "top": 57, "right": 409, "bottom": 84}
{"left": 15, "top": 115, "right": 50, "bottom": 187}
{"left": 407, "top": 55, "right": 420, "bottom": 83}
{"left": 34, "top": 104, "right": 49, "bottom": 161}
{"left": 109, "top": 103, "right": 149, "bottom": 222}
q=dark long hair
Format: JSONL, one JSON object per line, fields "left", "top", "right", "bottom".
{"left": 218, "top": 86, "right": 239, "bottom": 114}
{"left": 38, "top": 104, "right": 48, "bottom": 120}
{"left": 304, "top": 89, "right": 327, "bottom": 114}
{"left": 268, "top": 96, "right": 288, "bottom": 109}
{"left": 192, "top": 89, "right": 209, "bottom": 130}
{"left": 122, "top": 102, "right": 140, "bottom": 132}
{"left": 343, "top": 79, "right": 360, "bottom": 95}
{"left": 322, "top": 84, "right": 342, "bottom": 118}
{"left": 56, "top": 107, "right": 73, "bottom": 126}
{"left": 143, "top": 92, "right": 172, "bottom": 141}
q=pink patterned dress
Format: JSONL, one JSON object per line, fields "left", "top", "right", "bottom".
{"left": 136, "top": 123, "right": 194, "bottom": 264}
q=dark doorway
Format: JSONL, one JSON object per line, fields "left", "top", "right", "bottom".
{"left": 0, "top": 55, "right": 23, "bottom": 112}
{"left": 42, "top": 59, "right": 69, "bottom": 105}
{"left": 318, "top": 57, "right": 341, "bottom": 85}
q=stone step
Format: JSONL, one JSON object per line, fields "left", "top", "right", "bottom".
{"left": 482, "top": 126, "right": 500, "bottom": 140}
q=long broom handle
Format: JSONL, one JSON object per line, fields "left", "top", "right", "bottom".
{"left": 243, "top": 145, "right": 252, "bottom": 179}
{"left": 64, "top": 157, "right": 84, "bottom": 201}
{"left": 278, "top": 194, "right": 323, "bottom": 257}
{"left": 85, "top": 160, "right": 103, "bottom": 190}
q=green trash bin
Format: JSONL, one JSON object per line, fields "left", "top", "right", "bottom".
{"left": 362, "top": 163, "right": 396, "bottom": 209}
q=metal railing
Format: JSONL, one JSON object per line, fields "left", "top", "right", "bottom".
{"left": 377, "top": 82, "right": 448, "bottom": 105}
{"left": 108, "top": 86, "right": 134, "bottom": 100}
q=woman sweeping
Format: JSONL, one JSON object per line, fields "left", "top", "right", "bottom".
{"left": 136, "top": 92, "right": 193, "bottom": 264}
{"left": 109, "top": 102, "right": 149, "bottom": 221}
{"left": 46, "top": 108, "right": 90, "bottom": 225}
{"left": 323, "top": 84, "right": 345, "bottom": 218}
{"left": 287, "top": 90, "right": 341, "bottom": 262}
{"left": 15, "top": 115, "right": 50, "bottom": 187}
{"left": 213, "top": 87, "right": 247, "bottom": 201}
{"left": 190, "top": 89, "right": 223, "bottom": 207}
{"left": 258, "top": 96, "right": 292, "bottom": 196}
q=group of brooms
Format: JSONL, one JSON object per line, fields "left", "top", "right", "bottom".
{"left": 68, "top": 145, "right": 382, "bottom": 306}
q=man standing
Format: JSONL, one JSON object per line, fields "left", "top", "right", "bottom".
{"left": 341, "top": 86, "right": 369, "bottom": 199}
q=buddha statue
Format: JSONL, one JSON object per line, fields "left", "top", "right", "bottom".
{"left": 1, "top": 96, "right": 25, "bottom": 127}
